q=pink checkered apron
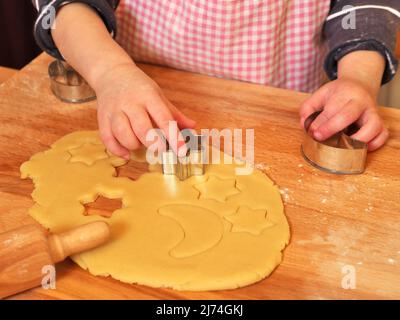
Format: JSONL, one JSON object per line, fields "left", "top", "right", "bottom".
{"left": 116, "top": 0, "right": 331, "bottom": 92}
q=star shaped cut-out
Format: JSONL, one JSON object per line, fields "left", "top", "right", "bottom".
{"left": 225, "top": 206, "right": 275, "bottom": 235}
{"left": 68, "top": 143, "right": 109, "bottom": 165}
{"left": 194, "top": 176, "right": 240, "bottom": 202}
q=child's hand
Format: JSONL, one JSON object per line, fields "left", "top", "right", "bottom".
{"left": 94, "top": 63, "right": 196, "bottom": 159}
{"left": 51, "top": 3, "right": 196, "bottom": 159}
{"left": 299, "top": 78, "right": 388, "bottom": 151}
{"left": 299, "top": 51, "right": 389, "bottom": 152}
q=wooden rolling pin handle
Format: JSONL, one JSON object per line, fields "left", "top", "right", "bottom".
{"left": 47, "top": 221, "right": 110, "bottom": 263}
{"left": 0, "top": 221, "right": 110, "bottom": 298}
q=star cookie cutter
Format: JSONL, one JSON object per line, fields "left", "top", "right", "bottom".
{"left": 162, "top": 131, "right": 206, "bottom": 180}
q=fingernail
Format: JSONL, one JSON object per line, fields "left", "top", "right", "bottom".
{"left": 177, "top": 140, "right": 186, "bottom": 148}
{"left": 314, "top": 131, "right": 323, "bottom": 141}
{"left": 178, "top": 145, "right": 188, "bottom": 157}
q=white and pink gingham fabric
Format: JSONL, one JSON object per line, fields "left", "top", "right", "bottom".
{"left": 116, "top": 0, "right": 331, "bottom": 92}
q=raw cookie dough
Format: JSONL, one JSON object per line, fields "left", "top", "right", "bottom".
{"left": 20, "top": 131, "right": 290, "bottom": 291}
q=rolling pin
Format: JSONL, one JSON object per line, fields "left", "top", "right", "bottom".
{"left": 0, "top": 221, "right": 110, "bottom": 298}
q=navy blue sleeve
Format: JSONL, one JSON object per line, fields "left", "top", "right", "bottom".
{"left": 324, "top": 0, "right": 400, "bottom": 84}
{"left": 32, "top": 0, "right": 120, "bottom": 60}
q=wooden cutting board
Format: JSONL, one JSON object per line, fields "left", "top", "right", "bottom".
{"left": 1, "top": 53, "right": 400, "bottom": 300}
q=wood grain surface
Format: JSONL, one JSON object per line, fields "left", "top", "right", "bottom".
{"left": 0, "top": 66, "right": 17, "bottom": 85}
{"left": 0, "top": 53, "right": 399, "bottom": 300}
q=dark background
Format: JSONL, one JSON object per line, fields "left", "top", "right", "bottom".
{"left": 0, "top": 1, "right": 41, "bottom": 69}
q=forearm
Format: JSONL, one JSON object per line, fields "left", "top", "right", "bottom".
{"left": 337, "top": 50, "right": 385, "bottom": 99}
{"left": 51, "top": 3, "right": 135, "bottom": 91}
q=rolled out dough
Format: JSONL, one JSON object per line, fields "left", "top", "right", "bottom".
{"left": 20, "top": 131, "right": 290, "bottom": 291}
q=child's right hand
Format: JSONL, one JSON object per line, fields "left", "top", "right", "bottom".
{"left": 93, "top": 63, "right": 196, "bottom": 159}
{"left": 51, "top": 3, "right": 195, "bottom": 159}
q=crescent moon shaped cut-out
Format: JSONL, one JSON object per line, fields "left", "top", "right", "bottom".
{"left": 158, "top": 204, "right": 224, "bottom": 258}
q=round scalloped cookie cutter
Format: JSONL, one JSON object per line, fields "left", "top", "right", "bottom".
{"left": 48, "top": 60, "right": 96, "bottom": 103}
{"left": 301, "top": 111, "right": 368, "bottom": 174}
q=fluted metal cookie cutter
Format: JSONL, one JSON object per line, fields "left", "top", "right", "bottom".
{"left": 162, "top": 131, "right": 206, "bottom": 180}
{"left": 48, "top": 60, "right": 96, "bottom": 103}
{"left": 301, "top": 111, "right": 368, "bottom": 174}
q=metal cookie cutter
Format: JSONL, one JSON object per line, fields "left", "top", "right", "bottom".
{"left": 301, "top": 111, "right": 368, "bottom": 174}
{"left": 48, "top": 60, "right": 96, "bottom": 103}
{"left": 162, "top": 131, "right": 206, "bottom": 180}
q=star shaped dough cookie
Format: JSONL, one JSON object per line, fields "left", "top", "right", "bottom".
{"left": 194, "top": 176, "right": 240, "bottom": 202}
{"left": 68, "top": 143, "right": 109, "bottom": 165}
{"left": 225, "top": 206, "right": 275, "bottom": 235}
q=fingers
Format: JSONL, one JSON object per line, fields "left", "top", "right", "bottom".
{"left": 351, "top": 110, "right": 388, "bottom": 151}
{"left": 367, "top": 127, "right": 389, "bottom": 151}
{"left": 110, "top": 112, "right": 141, "bottom": 151}
{"left": 123, "top": 106, "right": 155, "bottom": 148}
{"left": 163, "top": 97, "right": 197, "bottom": 155}
{"left": 146, "top": 96, "right": 188, "bottom": 156}
{"left": 307, "top": 90, "right": 352, "bottom": 133}
{"left": 98, "top": 112, "right": 130, "bottom": 159}
{"left": 300, "top": 79, "right": 389, "bottom": 152}
{"left": 351, "top": 112, "right": 383, "bottom": 143}
{"left": 312, "top": 100, "right": 361, "bottom": 141}
{"left": 310, "top": 102, "right": 388, "bottom": 151}
{"left": 99, "top": 88, "right": 195, "bottom": 158}
{"left": 299, "top": 83, "right": 331, "bottom": 128}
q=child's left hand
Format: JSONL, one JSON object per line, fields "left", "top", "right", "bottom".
{"left": 299, "top": 51, "right": 389, "bottom": 152}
